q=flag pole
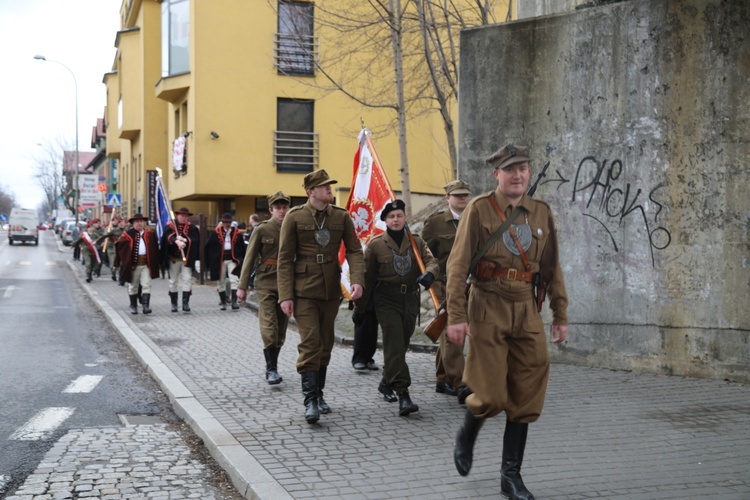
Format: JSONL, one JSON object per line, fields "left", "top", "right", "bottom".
{"left": 364, "top": 132, "right": 441, "bottom": 312}
{"left": 155, "top": 168, "right": 186, "bottom": 264}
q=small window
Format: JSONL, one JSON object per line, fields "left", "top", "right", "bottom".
{"left": 275, "top": 98, "right": 318, "bottom": 173}
{"left": 275, "top": 1, "right": 316, "bottom": 75}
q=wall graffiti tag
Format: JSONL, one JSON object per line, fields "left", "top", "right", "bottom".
{"left": 543, "top": 155, "right": 671, "bottom": 267}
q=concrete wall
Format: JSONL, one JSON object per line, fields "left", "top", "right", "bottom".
{"left": 458, "top": 0, "right": 750, "bottom": 382}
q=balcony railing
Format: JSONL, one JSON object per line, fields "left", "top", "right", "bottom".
{"left": 273, "top": 33, "right": 318, "bottom": 75}
{"left": 274, "top": 130, "right": 319, "bottom": 173}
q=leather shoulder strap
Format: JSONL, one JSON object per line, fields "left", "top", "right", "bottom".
{"left": 487, "top": 195, "right": 531, "bottom": 272}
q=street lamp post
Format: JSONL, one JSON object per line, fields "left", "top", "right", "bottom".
{"left": 34, "top": 55, "right": 80, "bottom": 223}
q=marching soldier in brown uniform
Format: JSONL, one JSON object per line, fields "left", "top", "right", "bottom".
{"left": 422, "top": 179, "right": 472, "bottom": 402}
{"left": 161, "top": 207, "right": 200, "bottom": 313}
{"left": 277, "top": 170, "right": 365, "bottom": 424}
{"left": 237, "top": 192, "right": 291, "bottom": 385}
{"left": 355, "top": 199, "right": 439, "bottom": 416}
{"left": 205, "top": 212, "right": 246, "bottom": 310}
{"left": 115, "top": 214, "right": 160, "bottom": 315}
{"left": 446, "top": 144, "right": 568, "bottom": 500}
{"left": 97, "top": 216, "right": 126, "bottom": 282}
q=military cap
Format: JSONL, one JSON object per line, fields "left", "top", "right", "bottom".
{"left": 267, "top": 191, "right": 291, "bottom": 206}
{"left": 174, "top": 207, "right": 193, "bottom": 216}
{"left": 128, "top": 213, "right": 149, "bottom": 223}
{"left": 91, "top": 218, "right": 101, "bottom": 224}
{"left": 486, "top": 144, "right": 531, "bottom": 170}
{"left": 444, "top": 180, "right": 472, "bottom": 195}
{"left": 220, "top": 212, "right": 233, "bottom": 222}
{"left": 303, "top": 169, "right": 338, "bottom": 191}
{"left": 380, "top": 199, "right": 407, "bottom": 221}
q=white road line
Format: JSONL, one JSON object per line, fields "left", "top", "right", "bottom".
{"left": 47, "top": 261, "right": 56, "bottom": 266}
{"left": 2, "top": 285, "right": 15, "bottom": 298}
{"left": 9, "top": 407, "right": 75, "bottom": 441}
{"left": 63, "top": 375, "right": 103, "bottom": 393}
{"left": 19, "top": 261, "right": 30, "bottom": 266}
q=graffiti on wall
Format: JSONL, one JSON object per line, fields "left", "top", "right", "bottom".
{"left": 544, "top": 155, "right": 671, "bottom": 267}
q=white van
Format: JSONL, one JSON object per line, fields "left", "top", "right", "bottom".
{"left": 8, "top": 208, "right": 39, "bottom": 246}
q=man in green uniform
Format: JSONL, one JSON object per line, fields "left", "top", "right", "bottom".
{"left": 445, "top": 144, "right": 569, "bottom": 500}
{"left": 422, "top": 179, "right": 472, "bottom": 402}
{"left": 356, "top": 199, "right": 439, "bottom": 416}
{"left": 90, "top": 218, "right": 106, "bottom": 277}
{"left": 97, "top": 216, "right": 126, "bottom": 282}
{"left": 237, "top": 192, "right": 291, "bottom": 385}
{"left": 277, "top": 170, "right": 364, "bottom": 424}
{"left": 72, "top": 222, "right": 102, "bottom": 283}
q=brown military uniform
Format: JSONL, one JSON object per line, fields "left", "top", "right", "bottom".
{"left": 357, "top": 231, "right": 439, "bottom": 394}
{"left": 277, "top": 200, "right": 364, "bottom": 372}
{"left": 446, "top": 189, "right": 568, "bottom": 422}
{"left": 239, "top": 218, "right": 288, "bottom": 349}
{"left": 422, "top": 209, "right": 465, "bottom": 390}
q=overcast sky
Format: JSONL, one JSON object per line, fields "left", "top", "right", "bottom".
{"left": 0, "top": 0, "right": 120, "bottom": 210}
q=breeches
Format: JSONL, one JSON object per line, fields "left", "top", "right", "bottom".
{"left": 294, "top": 297, "right": 340, "bottom": 373}
{"left": 376, "top": 289, "right": 419, "bottom": 393}
{"left": 168, "top": 260, "right": 192, "bottom": 292}
{"left": 463, "top": 287, "right": 550, "bottom": 422}
{"left": 128, "top": 265, "right": 152, "bottom": 295}
{"left": 256, "top": 289, "right": 288, "bottom": 349}
{"left": 433, "top": 281, "right": 466, "bottom": 387}
{"left": 218, "top": 260, "right": 238, "bottom": 291}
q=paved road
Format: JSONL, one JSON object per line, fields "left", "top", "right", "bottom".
{"left": 9, "top": 242, "right": 750, "bottom": 499}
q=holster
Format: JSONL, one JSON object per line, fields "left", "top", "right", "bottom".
{"left": 533, "top": 272, "right": 548, "bottom": 313}
{"left": 472, "top": 259, "right": 497, "bottom": 280}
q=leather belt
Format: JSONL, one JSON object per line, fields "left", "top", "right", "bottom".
{"left": 479, "top": 267, "right": 534, "bottom": 283}
{"left": 377, "top": 282, "right": 420, "bottom": 294}
{"left": 222, "top": 250, "right": 232, "bottom": 259}
{"left": 262, "top": 259, "right": 278, "bottom": 265}
{"left": 297, "top": 254, "right": 336, "bottom": 264}
{"left": 136, "top": 255, "right": 148, "bottom": 266}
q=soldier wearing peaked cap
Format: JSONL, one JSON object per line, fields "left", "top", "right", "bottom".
{"left": 422, "top": 179, "right": 473, "bottom": 403}
{"left": 97, "top": 216, "right": 127, "bottom": 282}
{"left": 446, "top": 144, "right": 569, "bottom": 499}
{"left": 277, "top": 169, "right": 365, "bottom": 424}
{"left": 115, "top": 214, "right": 160, "bottom": 315}
{"left": 205, "top": 212, "right": 246, "bottom": 310}
{"left": 355, "top": 199, "right": 439, "bottom": 417}
{"left": 237, "top": 191, "right": 292, "bottom": 385}
{"left": 161, "top": 207, "right": 200, "bottom": 313}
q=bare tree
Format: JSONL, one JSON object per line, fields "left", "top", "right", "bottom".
{"left": 0, "top": 184, "right": 17, "bottom": 217}
{"left": 32, "top": 138, "right": 70, "bottom": 215}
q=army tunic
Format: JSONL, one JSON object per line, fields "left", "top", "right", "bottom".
{"left": 357, "top": 231, "right": 439, "bottom": 394}
{"left": 277, "top": 201, "right": 364, "bottom": 372}
{"left": 238, "top": 218, "right": 288, "bottom": 349}
{"left": 422, "top": 209, "right": 466, "bottom": 390}
{"left": 446, "top": 189, "right": 568, "bottom": 422}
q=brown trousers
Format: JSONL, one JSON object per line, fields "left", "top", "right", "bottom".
{"left": 256, "top": 288, "right": 288, "bottom": 349}
{"left": 433, "top": 281, "right": 466, "bottom": 388}
{"left": 463, "top": 285, "right": 550, "bottom": 422}
{"left": 293, "top": 297, "right": 340, "bottom": 373}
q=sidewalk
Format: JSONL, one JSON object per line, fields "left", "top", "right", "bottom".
{"left": 72, "top": 260, "right": 750, "bottom": 499}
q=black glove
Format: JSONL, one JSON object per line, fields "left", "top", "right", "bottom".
{"left": 352, "top": 312, "right": 365, "bottom": 327}
{"left": 416, "top": 272, "right": 435, "bottom": 289}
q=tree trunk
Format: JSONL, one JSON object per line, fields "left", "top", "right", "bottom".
{"left": 389, "top": 0, "right": 412, "bottom": 216}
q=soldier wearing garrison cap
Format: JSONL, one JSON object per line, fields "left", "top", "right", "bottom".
{"left": 277, "top": 169, "right": 365, "bottom": 424}
{"left": 422, "top": 179, "right": 473, "bottom": 403}
{"left": 115, "top": 214, "right": 160, "bottom": 315}
{"left": 237, "top": 191, "right": 292, "bottom": 385}
{"left": 445, "top": 143, "right": 569, "bottom": 499}
{"left": 355, "top": 199, "right": 439, "bottom": 417}
{"left": 161, "top": 207, "right": 200, "bottom": 313}
{"left": 97, "top": 215, "right": 128, "bottom": 282}
{"left": 205, "top": 212, "right": 246, "bottom": 311}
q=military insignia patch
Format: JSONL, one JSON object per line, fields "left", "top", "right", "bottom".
{"left": 393, "top": 252, "right": 412, "bottom": 276}
{"left": 503, "top": 224, "right": 532, "bottom": 255}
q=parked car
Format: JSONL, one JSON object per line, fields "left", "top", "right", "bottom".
{"left": 55, "top": 217, "right": 76, "bottom": 235}
{"left": 8, "top": 208, "right": 39, "bottom": 246}
{"left": 61, "top": 221, "right": 82, "bottom": 246}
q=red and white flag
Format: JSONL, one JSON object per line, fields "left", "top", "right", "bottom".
{"left": 81, "top": 231, "right": 101, "bottom": 265}
{"left": 339, "top": 129, "right": 394, "bottom": 299}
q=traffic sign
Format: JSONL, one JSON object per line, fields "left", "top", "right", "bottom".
{"left": 107, "top": 194, "right": 122, "bottom": 207}
{"left": 0, "top": 214, "right": 7, "bottom": 222}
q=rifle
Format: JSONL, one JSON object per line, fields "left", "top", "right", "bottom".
{"left": 422, "top": 161, "right": 551, "bottom": 341}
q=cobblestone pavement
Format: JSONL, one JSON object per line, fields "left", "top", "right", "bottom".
{"left": 6, "top": 424, "right": 238, "bottom": 500}
{"left": 25, "top": 256, "right": 750, "bottom": 499}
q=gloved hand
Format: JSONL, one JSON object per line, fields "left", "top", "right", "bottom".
{"left": 352, "top": 312, "right": 365, "bottom": 327}
{"left": 416, "top": 271, "right": 435, "bottom": 289}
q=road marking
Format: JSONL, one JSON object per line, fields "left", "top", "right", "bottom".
{"left": 9, "top": 407, "right": 75, "bottom": 441}
{"left": 2, "top": 285, "right": 15, "bottom": 298}
{"left": 47, "top": 261, "right": 56, "bottom": 266}
{"left": 63, "top": 375, "right": 103, "bottom": 393}
{"left": 19, "top": 261, "right": 30, "bottom": 266}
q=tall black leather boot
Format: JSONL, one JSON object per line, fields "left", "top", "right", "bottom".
{"left": 218, "top": 291, "right": 227, "bottom": 310}
{"left": 142, "top": 293, "right": 152, "bottom": 314}
{"left": 86, "top": 271, "right": 92, "bottom": 283}
{"left": 264, "top": 348, "right": 282, "bottom": 385}
{"left": 300, "top": 371, "right": 320, "bottom": 424}
{"left": 231, "top": 290, "right": 239, "bottom": 310}
{"left": 169, "top": 292, "right": 179, "bottom": 313}
{"left": 454, "top": 409, "right": 485, "bottom": 476}
{"left": 182, "top": 291, "right": 191, "bottom": 312}
{"left": 129, "top": 294, "right": 139, "bottom": 315}
{"left": 317, "top": 366, "right": 330, "bottom": 414}
{"left": 397, "top": 391, "right": 419, "bottom": 416}
{"left": 500, "top": 421, "right": 534, "bottom": 500}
